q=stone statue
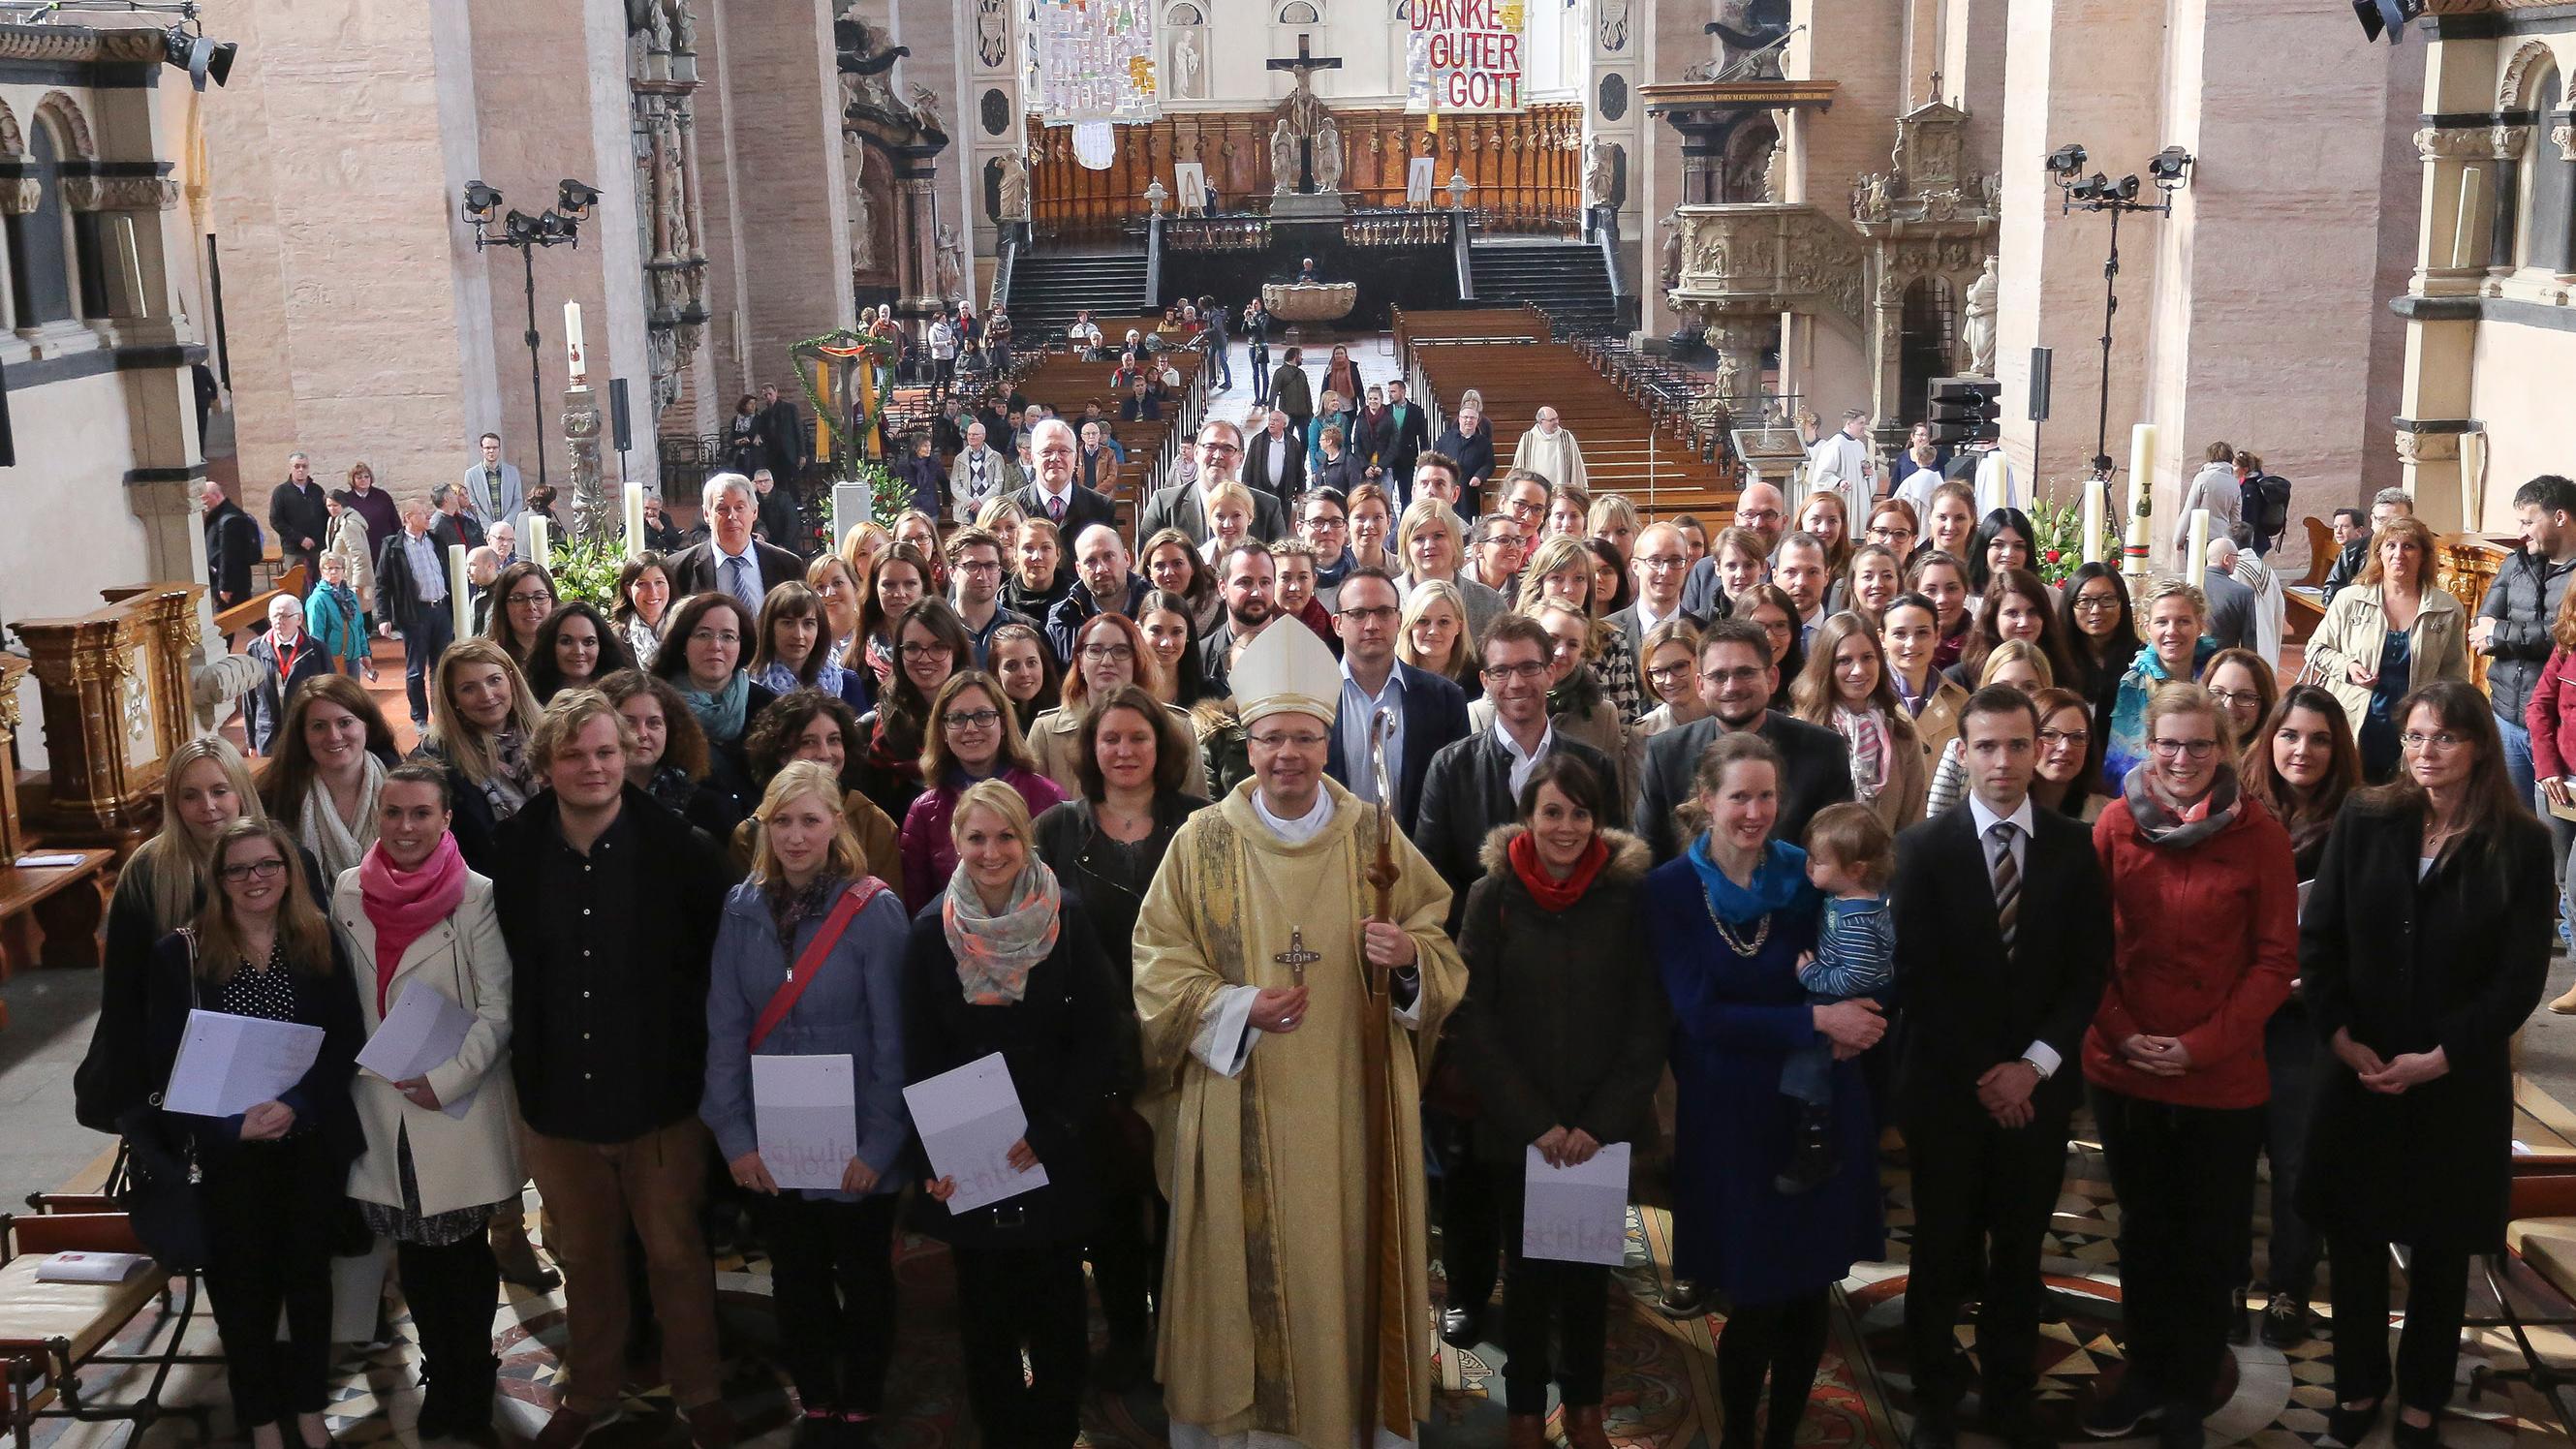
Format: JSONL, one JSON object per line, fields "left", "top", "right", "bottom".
{"left": 997, "top": 150, "right": 1030, "bottom": 221}
{"left": 1269, "top": 118, "right": 1297, "bottom": 195}
{"left": 846, "top": 134, "right": 880, "bottom": 271}
{"left": 936, "top": 223, "right": 966, "bottom": 300}
{"left": 1313, "top": 116, "right": 1343, "bottom": 193}
{"left": 1658, "top": 214, "right": 1682, "bottom": 290}
{"left": 908, "top": 83, "right": 947, "bottom": 138}
{"left": 1963, "top": 255, "right": 2000, "bottom": 377}
{"left": 1172, "top": 29, "right": 1203, "bottom": 100}
{"left": 1583, "top": 138, "right": 1616, "bottom": 208}
{"left": 1712, "top": 349, "right": 1743, "bottom": 400}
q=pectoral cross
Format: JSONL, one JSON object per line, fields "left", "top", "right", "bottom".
{"left": 1274, "top": 928, "right": 1322, "bottom": 988}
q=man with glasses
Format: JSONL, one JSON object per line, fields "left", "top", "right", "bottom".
{"left": 1139, "top": 418, "right": 1288, "bottom": 545}
{"left": 1681, "top": 480, "right": 1789, "bottom": 618}
{"left": 668, "top": 473, "right": 804, "bottom": 612}
{"left": 1012, "top": 417, "right": 1116, "bottom": 541}
{"left": 1633, "top": 619, "right": 1854, "bottom": 863}
{"left": 1321, "top": 568, "right": 1470, "bottom": 838}
{"left": 1608, "top": 521, "right": 1692, "bottom": 663}
{"left": 1299, "top": 487, "right": 1354, "bottom": 610}
{"left": 1133, "top": 618, "right": 1464, "bottom": 1449}
{"left": 944, "top": 526, "right": 1039, "bottom": 664}
{"left": 1469, "top": 514, "right": 1529, "bottom": 596}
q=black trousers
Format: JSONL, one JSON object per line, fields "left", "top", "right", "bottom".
{"left": 1088, "top": 1181, "right": 1164, "bottom": 1348}
{"left": 397, "top": 1233, "right": 499, "bottom": 1419}
{"left": 1901, "top": 1099, "right": 2077, "bottom": 1414}
{"left": 951, "top": 1240, "right": 1087, "bottom": 1449}
{"left": 751, "top": 1192, "right": 899, "bottom": 1414}
{"left": 1496, "top": 1172, "right": 1612, "bottom": 1413}
{"left": 2327, "top": 1235, "right": 2472, "bottom": 1414}
{"left": 2091, "top": 1086, "right": 2264, "bottom": 1419}
{"left": 2236, "top": 1008, "right": 2323, "bottom": 1301}
{"left": 1718, "top": 1290, "right": 1831, "bottom": 1449}
{"left": 1435, "top": 1111, "right": 1501, "bottom": 1313}
{"left": 202, "top": 1134, "right": 341, "bottom": 1431}
{"left": 399, "top": 609, "right": 453, "bottom": 727}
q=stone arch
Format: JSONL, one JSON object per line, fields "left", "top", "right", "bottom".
{"left": 2502, "top": 39, "right": 2560, "bottom": 111}
{"left": 0, "top": 99, "right": 20, "bottom": 160}
{"left": 1278, "top": 0, "right": 1319, "bottom": 22}
{"left": 32, "top": 91, "right": 94, "bottom": 162}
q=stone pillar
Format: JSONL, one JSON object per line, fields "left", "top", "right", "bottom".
{"left": 896, "top": 161, "right": 943, "bottom": 318}
{"left": 710, "top": 0, "right": 852, "bottom": 392}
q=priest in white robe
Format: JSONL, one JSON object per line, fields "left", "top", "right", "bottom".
{"left": 1133, "top": 620, "right": 1466, "bottom": 1449}
{"left": 1509, "top": 407, "right": 1588, "bottom": 492}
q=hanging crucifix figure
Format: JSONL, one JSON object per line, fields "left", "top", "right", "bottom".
{"left": 1265, "top": 33, "right": 1343, "bottom": 192}
{"left": 1275, "top": 929, "right": 1322, "bottom": 986}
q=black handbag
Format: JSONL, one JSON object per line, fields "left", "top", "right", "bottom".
{"left": 112, "top": 930, "right": 213, "bottom": 1271}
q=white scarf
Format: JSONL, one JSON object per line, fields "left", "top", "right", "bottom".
{"left": 300, "top": 752, "right": 386, "bottom": 880}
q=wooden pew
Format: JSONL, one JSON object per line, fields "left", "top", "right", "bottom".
{"left": 1410, "top": 338, "right": 1736, "bottom": 523}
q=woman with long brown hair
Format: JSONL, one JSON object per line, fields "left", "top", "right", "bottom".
{"left": 854, "top": 599, "right": 972, "bottom": 821}
{"left": 852, "top": 543, "right": 935, "bottom": 694}
{"left": 1950, "top": 567, "right": 2077, "bottom": 690}
{"left": 416, "top": 639, "right": 543, "bottom": 873}
{"left": 481, "top": 560, "right": 558, "bottom": 667}
{"left": 524, "top": 601, "right": 636, "bottom": 704}
{"left": 613, "top": 552, "right": 675, "bottom": 668}
{"left": 1790, "top": 610, "right": 1927, "bottom": 831}
{"left": 263, "top": 673, "right": 402, "bottom": 880}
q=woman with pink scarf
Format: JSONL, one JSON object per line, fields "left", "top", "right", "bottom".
{"left": 330, "top": 761, "right": 522, "bottom": 1445}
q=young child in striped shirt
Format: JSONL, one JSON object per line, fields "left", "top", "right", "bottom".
{"left": 1778, "top": 802, "right": 1896, "bottom": 1195}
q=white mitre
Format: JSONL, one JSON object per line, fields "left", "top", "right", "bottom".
{"left": 1232, "top": 617, "right": 1340, "bottom": 727}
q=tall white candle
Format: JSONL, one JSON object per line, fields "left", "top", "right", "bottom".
{"left": 2083, "top": 478, "right": 2106, "bottom": 565}
{"left": 565, "top": 301, "right": 587, "bottom": 386}
{"left": 624, "top": 485, "right": 647, "bottom": 560}
{"left": 2188, "top": 507, "right": 2212, "bottom": 575}
{"left": 2126, "top": 422, "right": 2157, "bottom": 520}
{"left": 448, "top": 543, "right": 470, "bottom": 644}
{"left": 528, "top": 516, "right": 553, "bottom": 570}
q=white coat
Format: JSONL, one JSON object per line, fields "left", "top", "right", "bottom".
{"left": 332, "top": 870, "right": 524, "bottom": 1218}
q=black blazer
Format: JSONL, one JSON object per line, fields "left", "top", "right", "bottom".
{"left": 244, "top": 632, "right": 336, "bottom": 755}
{"left": 128, "top": 929, "right": 365, "bottom": 1164}
{"left": 1412, "top": 728, "right": 1626, "bottom": 934}
{"left": 903, "top": 892, "right": 1121, "bottom": 1248}
{"left": 1242, "top": 429, "right": 1307, "bottom": 504}
{"left": 1322, "top": 662, "right": 1473, "bottom": 839}
{"left": 1011, "top": 481, "right": 1117, "bottom": 546}
{"left": 1309, "top": 449, "right": 1364, "bottom": 498}
{"left": 373, "top": 531, "right": 450, "bottom": 635}
{"left": 1384, "top": 404, "right": 1431, "bottom": 477}
{"left": 268, "top": 480, "right": 331, "bottom": 560}
{"left": 1889, "top": 802, "right": 2110, "bottom": 1123}
{"left": 667, "top": 538, "right": 808, "bottom": 601}
{"left": 1632, "top": 711, "right": 1854, "bottom": 863}
{"left": 429, "top": 510, "right": 486, "bottom": 555}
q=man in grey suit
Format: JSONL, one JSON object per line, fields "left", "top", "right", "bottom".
{"left": 460, "top": 431, "right": 524, "bottom": 533}
{"left": 1604, "top": 521, "right": 1695, "bottom": 663}
{"left": 2201, "top": 537, "right": 2257, "bottom": 653}
{"left": 1136, "top": 418, "right": 1288, "bottom": 546}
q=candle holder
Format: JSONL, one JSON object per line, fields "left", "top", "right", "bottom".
{"left": 463, "top": 176, "right": 600, "bottom": 490}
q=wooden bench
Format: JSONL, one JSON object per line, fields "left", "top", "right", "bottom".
{"left": 210, "top": 563, "right": 308, "bottom": 645}
{"left": 0, "top": 1212, "right": 216, "bottom": 1449}
{"left": 1393, "top": 305, "right": 1548, "bottom": 357}
{"left": 1409, "top": 338, "right": 1735, "bottom": 521}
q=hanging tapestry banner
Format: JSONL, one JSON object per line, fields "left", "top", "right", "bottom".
{"left": 1409, "top": 0, "right": 1526, "bottom": 113}
{"left": 1033, "top": 0, "right": 1159, "bottom": 125}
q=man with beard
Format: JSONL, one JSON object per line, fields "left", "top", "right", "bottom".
{"left": 1044, "top": 524, "right": 1151, "bottom": 663}
{"left": 1139, "top": 419, "right": 1288, "bottom": 544}
{"left": 1199, "top": 540, "right": 1279, "bottom": 696}
{"left": 1632, "top": 618, "right": 1852, "bottom": 863}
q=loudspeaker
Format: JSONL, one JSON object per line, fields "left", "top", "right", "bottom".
{"left": 0, "top": 354, "right": 14, "bottom": 467}
{"left": 608, "top": 377, "right": 632, "bottom": 453}
{"left": 2027, "top": 347, "right": 2053, "bottom": 423}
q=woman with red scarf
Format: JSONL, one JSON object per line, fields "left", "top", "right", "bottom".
{"left": 334, "top": 762, "right": 523, "bottom": 1445}
{"left": 1453, "top": 753, "right": 1669, "bottom": 1449}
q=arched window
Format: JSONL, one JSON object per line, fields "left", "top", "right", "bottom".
{"left": 1278, "top": 1, "right": 1319, "bottom": 22}
{"left": 7, "top": 117, "right": 73, "bottom": 326}
{"left": 2519, "top": 64, "right": 2571, "bottom": 273}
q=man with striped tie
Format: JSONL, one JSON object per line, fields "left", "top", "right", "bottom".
{"left": 667, "top": 473, "right": 804, "bottom": 613}
{"left": 1888, "top": 685, "right": 2111, "bottom": 1449}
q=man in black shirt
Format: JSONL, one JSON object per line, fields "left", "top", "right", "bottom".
{"left": 269, "top": 450, "right": 329, "bottom": 582}
{"left": 493, "top": 694, "right": 735, "bottom": 1449}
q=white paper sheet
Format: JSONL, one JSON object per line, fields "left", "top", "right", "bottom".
{"left": 163, "top": 1009, "right": 326, "bottom": 1118}
{"left": 753, "top": 1054, "right": 859, "bottom": 1191}
{"left": 355, "top": 980, "right": 480, "bottom": 1120}
{"left": 902, "top": 1052, "right": 1048, "bottom": 1214}
{"left": 1522, "top": 1142, "right": 1632, "bottom": 1266}
{"left": 35, "top": 1251, "right": 150, "bottom": 1283}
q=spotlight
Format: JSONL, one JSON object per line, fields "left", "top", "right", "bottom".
{"left": 462, "top": 180, "right": 505, "bottom": 223}
{"left": 556, "top": 179, "right": 602, "bottom": 219}
{"left": 504, "top": 209, "right": 542, "bottom": 243}
{"left": 2045, "top": 143, "right": 2088, "bottom": 178}
{"left": 161, "top": 23, "right": 235, "bottom": 90}
{"left": 2067, "top": 173, "right": 2107, "bottom": 202}
{"left": 2108, "top": 174, "right": 2140, "bottom": 202}
{"left": 2353, "top": 0, "right": 2423, "bottom": 44}
{"left": 2147, "top": 146, "right": 2194, "bottom": 189}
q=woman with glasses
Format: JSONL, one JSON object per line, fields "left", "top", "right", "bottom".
{"left": 482, "top": 561, "right": 559, "bottom": 668}
{"left": 2306, "top": 514, "right": 2468, "bottom": 781}
{"left": 2081, "top": 681, "right": 2297, "bottom": 1449}
{"left": 613, "top": 553, "right": 675, "bottom": 669}
{"left": 1790, "top": 611, "right": 1927, "bottom": 830}
{"left": 1025, "top": 612, "right": 1208, "bottom": 796}
{"left": 2102, "top": 578, "right": 2219, "bottom": 794}
{"left": 2059, "top": 564, "right": 2140, "bottom": 720}
{"left": 1031, "top": 687, "right": 1212, "bottom": 1390}
{"left": 856, "top": 600, "right": 972, "bottom": 822}
{"left": 1864, "top": 499, "right": 1920, "bottom": 563}
{"left": 2199, "top": 647, "right": 2278, "bottom": 755}
{"left": 2028, "top": 687, "right": 2103, "bottom": 821}
{"left": 416, "top": 640, "right": 543, "bottom": 873}
{"left": 2298, "top": 683, "right": 2550, "bottom": 1449}
{"left": 651, "top": 592, "right": 777, "bottom": 819}
{"left": 524, "top": 601, "right": 636, "bottom": 704}
{"left": 1631, "top": 619, "right": 1709, "bottom": 741}
{"left": 898, "top": 670, "right": 1068, "bottom": 909}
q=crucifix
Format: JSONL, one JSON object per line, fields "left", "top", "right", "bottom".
{"left": 1265, "top": 33, "right": 1342, "bottom": 190}
{"left": 1274, "top": 928, "right": 1322, "bottom": 988}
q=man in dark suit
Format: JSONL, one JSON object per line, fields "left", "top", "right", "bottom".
{"left": 243, "top": 593, "right": 336, "bottom": 754}
{"left": 666, "top": 473, "right": 806, "bottom": 615}
{"left": 1382, "top": 379, "right": 1431, "bottom": 500}
{"left": 1242, "top": 407, "right": 1307, "bottom": 509}
{"left": 429, "top": 482, "right": 487, "bottom": 555}
{"left": 759, "top": 383, "right": 806, "bottom": 483}
{"left": 202, "top": 479, "right": 264, "bottom": 612}
{"left": 1013, "top": 418, "right": 1117, "bottom": 543}
{"left": 1320, "top": 568, "right": 1470, "bottom": 839}
{"left": 1633, "top": 619, "right": 1853, "bottom": 862}
{"left": 374, "top": 497, "right": 454, "bottom": 731}
{"left": 2201, "top": 539, "right": 2257, "bottom": 652}
{"left": 1137, "top": 419, "right": 1288, "bottom": 545}
{"left": 1890, "top": 686, "right": 2110, "bottom": 1449}
{"left": 268, "top": 451, "right": 330, "bottom": 582}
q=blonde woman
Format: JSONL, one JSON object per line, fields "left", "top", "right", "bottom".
{"left": 1516, "top": 533, "right": 1645, "bottom": 721}
{"left": 1630, "top": 617, "right": 1709, "bottom": 740}
{"left": 1398, "top": 577, "right": 1476, "bottom": 693}
{"left": 1789, "top": 610, "right": 1928, "bottom": 830}
{"left": 1397, "top": 494, "right": 1507, "bottom": 642}
{"left": 840, "top": 520, "right": 893, "bottom": 603}
{"left": 2305, "top": 514, "right": 2468, "bottom": 780}
{"left": 1586, "top": 493, "right": 1641, "bottom": 559}
{"left": 415, "top": 638, "right": 543, "bottom": 873}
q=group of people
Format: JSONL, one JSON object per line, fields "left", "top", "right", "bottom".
{"left": 127, "top": 383, "right": 2574, "bottom": 1449}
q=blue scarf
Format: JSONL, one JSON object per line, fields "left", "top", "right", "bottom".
{"left": 680, "top": 670, "right": 751, "bottom": 743}
{"left": 1687, "top": 835, "right": 1815, "bottom": 925}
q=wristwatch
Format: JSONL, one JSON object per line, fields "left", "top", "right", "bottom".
{"left": 2019, "top": 1055, "right": 2051, "bottom": 1079}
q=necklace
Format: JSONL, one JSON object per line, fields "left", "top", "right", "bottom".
{"left": 1700, "top": 887, "right": 1771, "bottom": 957}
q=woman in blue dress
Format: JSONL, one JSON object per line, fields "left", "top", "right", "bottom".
{"left": 1645, "top": 730, "right": 1888, "bottom": 1449}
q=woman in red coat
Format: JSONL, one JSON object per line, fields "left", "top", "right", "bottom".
{"left": 2084, "top": 681, "right": 2298, "bottom": 1449}
{"left": 2522, "top": 584, "right": 2576, "bottom": 1010}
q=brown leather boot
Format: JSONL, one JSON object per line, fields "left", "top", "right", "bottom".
{"left": 1567, "top": 1403, "right": 1614, "bottom": 1449}
{"left": 490, "top": 1209, "right": 559, "bottom": 1291}
{"left": 1506, "top": 1412, "right": 1549, "bottom": 1449}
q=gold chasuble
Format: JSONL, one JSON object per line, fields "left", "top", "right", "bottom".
{"left": 1133, "top": 775, "right": 1464, "bottom": 1449}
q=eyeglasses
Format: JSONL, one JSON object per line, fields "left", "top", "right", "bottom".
{"left": 956, "top": 558, "right": 1004, "bottom": 573}
{"left": 2206, "top": 688, "right": 2262, "bottom": 709}
{"left": 1305, "top": 515, "right": 1348, "bottom": 533}
{"left": 1480, "top": 661, "right": 1550, "bottom": 683}
{"left": 507, "top": 591, "right": 555, "bottom": 607}
{"left": 221, "top": 857, "right": 288, "bottom": 883}
{"left": 2038, "top": 727, "right": 2091, "bottom": 747}
{"left": 1341, "top": 605, "right": 1400, "bottom": 624}
{"left": 1700, "top": 665, "right": 1767, "bottom": 688}
{"left": 898, "top": 641, "right": 955, "bottom": 659}
{"left": 1198, "top": 442, "right": 1243, "bottom": 456}
{"left": 689, "top": 629, "right": 740, "bottom": 647}
{"left": 943, "top": 709, "right": 1003, "bottom": 730}
{"left": 2402, "top": 729, "right": 2469, "bottom": 752}
{"left": 1079, "top": 643, "right": 1134, "bottom": 662}
{"left": 1636, "top": 554, "right": 1689, "bottom": 570}
{"left": 1645, "top": 662, "right": 1694, "bottom": 683}
{"left": 1249, "top": 730, "right": 1328, "bottom": 750}
{"left": 2071, "top": 594, "right": 2123, "bottom": 612}
{"left": 2149, "top": 737, "right": 2219, "bottom": 759}
{"left": 1756, "top": 619, "right": 1793, "bottom": 638}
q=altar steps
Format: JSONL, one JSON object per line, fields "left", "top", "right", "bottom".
{"left": 1006, "top": 251, "right": 1150, "bottom": 341}
{"left": 1468, "top": 241, "right": 1621, "bottom": 337}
